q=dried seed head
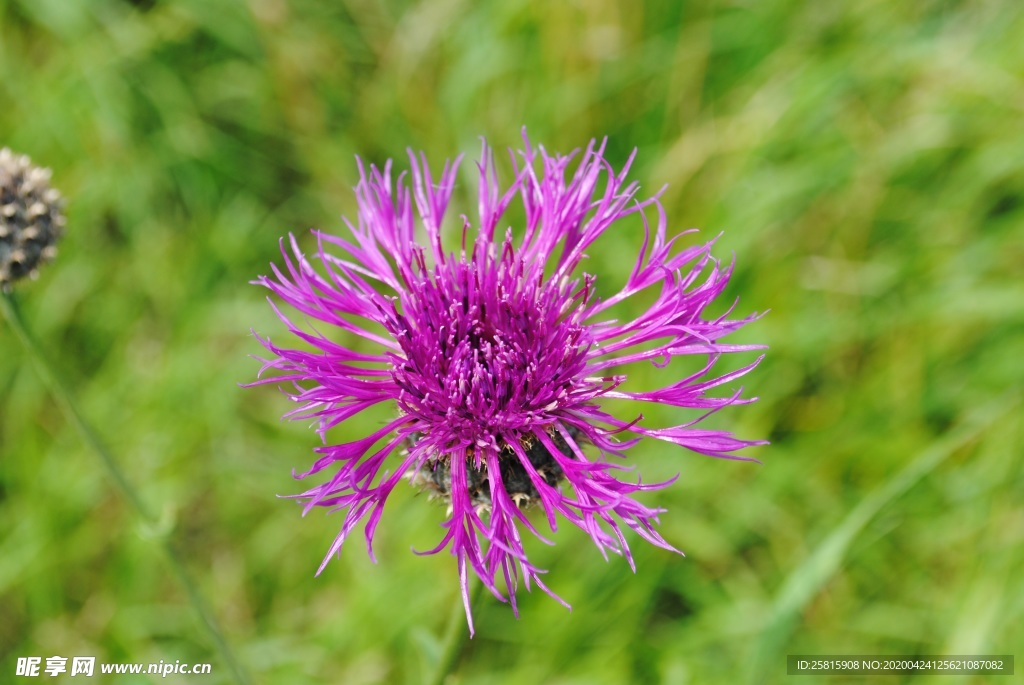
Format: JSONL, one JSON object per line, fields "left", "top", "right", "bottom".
{"left": 0, "top": 148, "right": 66, "bottom": 289}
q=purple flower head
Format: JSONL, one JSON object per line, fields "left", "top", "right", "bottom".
{"left": 251, "top": 132, "right": 765, "bottom": 633}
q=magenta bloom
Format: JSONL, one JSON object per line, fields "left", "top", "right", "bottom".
{"left": 252, "top": 134, "right": 764, "bottom": 632}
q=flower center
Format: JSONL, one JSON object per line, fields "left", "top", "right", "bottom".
{"left": 388, "top": 248, "right": 592, "bottom": 446}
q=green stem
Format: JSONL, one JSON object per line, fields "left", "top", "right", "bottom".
{"left": 1, "top": 291, "right": 251, "bottom": 685}
{"left": 427, "top": 579, "right": 485, "bottom": 685}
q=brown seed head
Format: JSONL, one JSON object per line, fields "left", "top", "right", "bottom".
{"left": 0, "top": 148, "right": 66, "bottom": 289}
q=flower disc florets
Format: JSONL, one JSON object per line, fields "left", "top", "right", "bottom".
{"left": 393, "top": 247, "right": 594, "bottom": 510}
{"left": 390, "top": 244, "right": 593, "bottom": 442}
{"left": 251, "top": 133, "right": 765, "bottom": 633}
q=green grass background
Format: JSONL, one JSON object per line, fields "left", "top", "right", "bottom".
{"left": 2, "top": 0, "right": 1022, "bottom": 683}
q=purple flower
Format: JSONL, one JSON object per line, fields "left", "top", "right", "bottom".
{"left": 251, "top": 133, "right": 764, "bottom": 633}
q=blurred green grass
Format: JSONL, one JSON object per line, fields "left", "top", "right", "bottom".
{"left": 2, "top": 0, "right": 1022, "bottom": 683}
